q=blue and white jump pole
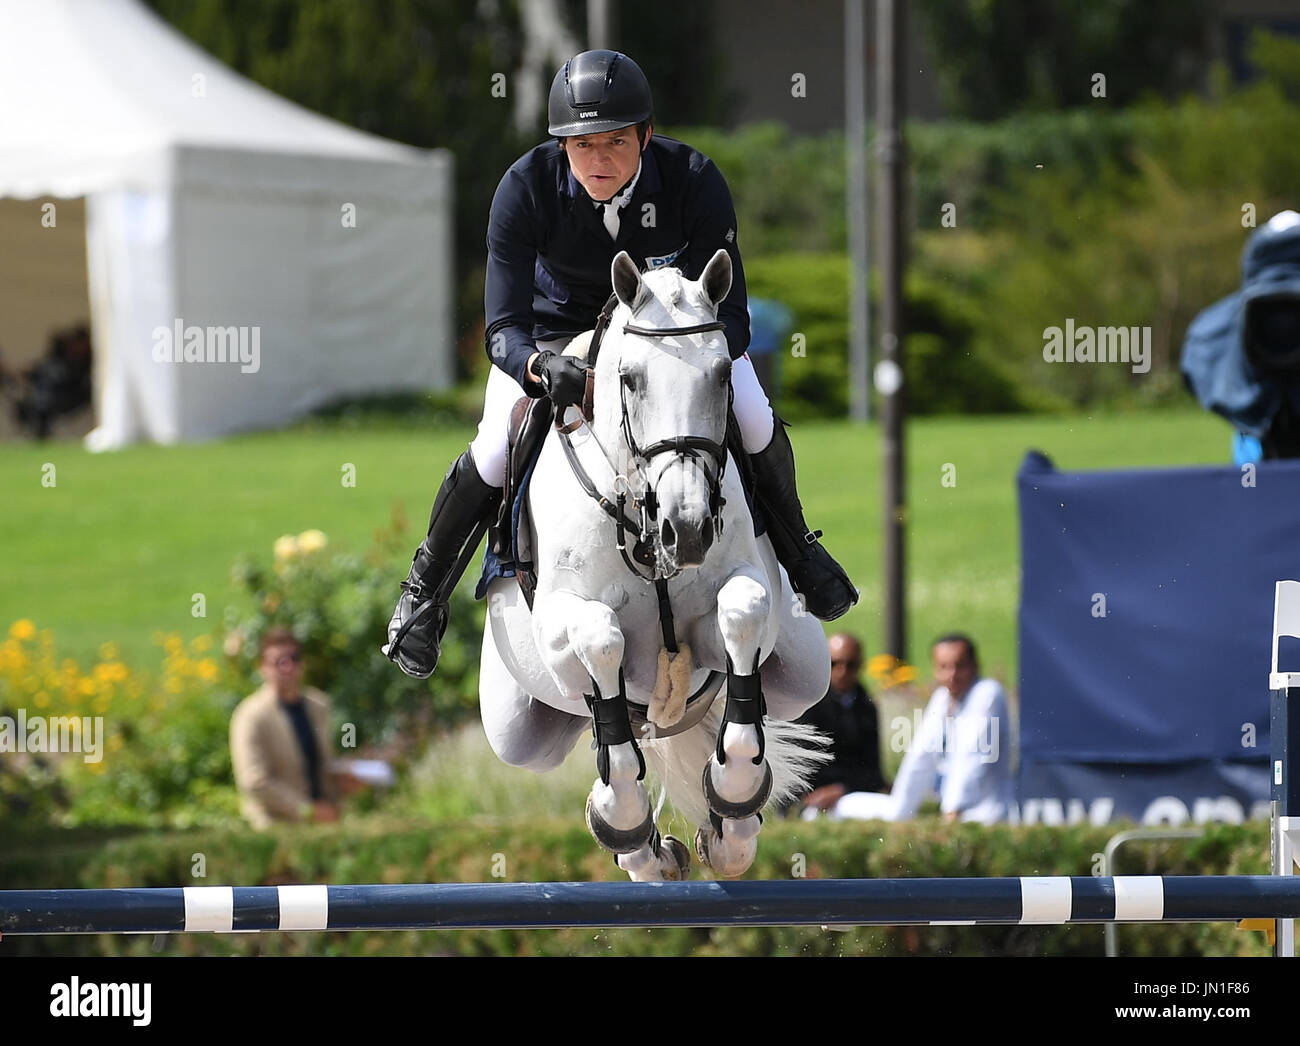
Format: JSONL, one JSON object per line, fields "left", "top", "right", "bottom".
{"left": 3, "top": 876, "right": 1300, "bottom": 935}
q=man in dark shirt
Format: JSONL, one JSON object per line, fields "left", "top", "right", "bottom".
{"left": 797, "top": 633, "right": 887, "bottom": 811}
{"left": 385, "top": 49, "right": 857, "bottom": 679}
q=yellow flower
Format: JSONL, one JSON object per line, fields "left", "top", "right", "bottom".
{"left": 868, "top": 654, "right": 897, "bottom": 674}
{"left": 274, "top": 534, "right": 300, "bottom": 561}
{"left": 33, "top": 691, "right": 49, "bottom": 708}
{"left": 93, "top": 694, "right": 110, "bottom": 714}
{"left": 98, "top": 662, "right": 128, "bottom": 683}
{"left": 98, "top": 641, "right": 120, "bottom": 661}
{"left": 297, "top": 529, "right": 328, "bottom": 554}
{"left": 891, "top": 665, "right": 917, "bottom": 684}
{"left": 78, "top": 677, "right": 97, "bottom": 696}
{"left": 196, "top": 659, "right": 219, "bottom": 682}
{"left": 190, "top": 634, "right": 213, "bottom": 654}
{"left": 9, "top": 619, "right": 36, "bottom": 641}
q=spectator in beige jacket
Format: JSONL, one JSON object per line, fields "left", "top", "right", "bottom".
{"left": 230, "top": 627, "right": 342, "bottom": 829}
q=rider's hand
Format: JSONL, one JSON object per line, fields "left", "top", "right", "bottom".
{"left": 533, "top": 350, "right": 589, "bottom": 408}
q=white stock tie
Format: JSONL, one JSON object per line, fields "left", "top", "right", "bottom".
{"left": 602, "top": 201, "right": 620, "bottom": 240}
{"left": 595, "top": 161, "right": 640, "bottom": 241}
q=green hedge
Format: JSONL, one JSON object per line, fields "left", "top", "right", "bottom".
{"left": 747, "top": 253, "right": 1052, "bottom": 421}
{"left": 1, "top": 820, "right": 1274, "bottom": 957}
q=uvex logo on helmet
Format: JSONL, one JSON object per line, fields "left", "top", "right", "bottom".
{"left": 548, "top": 49, "right": 653, "bottom": 138}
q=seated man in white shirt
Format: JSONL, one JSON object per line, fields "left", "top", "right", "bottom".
{"left": 824, "top": 633, "right": 1015, "bottom": 825}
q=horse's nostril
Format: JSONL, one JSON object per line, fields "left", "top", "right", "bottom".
{"left": 701, "top": 517, "right": 714, "bottom": 551}
{"left": 661, "top": 518, "right": 676, "bottom": 548}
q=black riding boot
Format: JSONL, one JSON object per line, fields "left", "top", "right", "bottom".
{"left": 749, "top": 418, "right": 858, "bottom": 621}
{"left": 385, "top": 449, "right": 502, "bottom": 679}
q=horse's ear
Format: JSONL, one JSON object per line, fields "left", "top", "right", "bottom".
{"left": 701, "top": 249, "right": 732, "bottom": 307}
{"left": 611, "top": 251, "right": 645, "bottom": 310}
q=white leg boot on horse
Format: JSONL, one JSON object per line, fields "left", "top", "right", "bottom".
{"left": 534, "top": 590, "right": 689, "bottom": 882}
{"left": 696, "top": 572, "right": 773, "bottom": 878}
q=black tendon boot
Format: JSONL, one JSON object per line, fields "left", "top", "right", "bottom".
{"left": 750, "top": 418, "right": 858, "bottom": 621}
{"left": 385, "top": 449, "right": 502, "bottom": 678}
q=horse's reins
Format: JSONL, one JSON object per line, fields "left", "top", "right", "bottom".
{"left": 556, "top": 315, "right": 728, "bottom": 655}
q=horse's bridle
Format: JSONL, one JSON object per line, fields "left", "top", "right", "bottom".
{"left": 618, "top": 319, "right": 731, "bottom": 540}
{"left": 556, "top": 314, "right": 729, "bottom": 653}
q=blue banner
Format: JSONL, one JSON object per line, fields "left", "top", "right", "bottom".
{"left": 1015, "top": 451, "right": 1300, "bottom": 824}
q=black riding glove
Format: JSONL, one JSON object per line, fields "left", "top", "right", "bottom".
{"left": 533, "top": 350, "right": 589, "bottom": 408}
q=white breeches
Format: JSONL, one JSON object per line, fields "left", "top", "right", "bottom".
{"left": 468, "top": 339, "right": 775, "bottom": 487}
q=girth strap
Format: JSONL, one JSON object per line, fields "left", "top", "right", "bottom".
{"left": 654, "top": 577, "right": 677, "bottom": 654}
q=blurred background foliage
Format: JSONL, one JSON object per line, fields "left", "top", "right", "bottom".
{"left": 223, "top": 515, "right": 482, "bottom": 743}
{"left": 144, "top": 2, "right": 1300, "bottom": 419}
{"left": 915, "top": 0, "right": 1218, "bottom": 119}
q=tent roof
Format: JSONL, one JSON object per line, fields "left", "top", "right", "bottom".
{"left": 0, "top": 0, "right": 432, "bottom": 197}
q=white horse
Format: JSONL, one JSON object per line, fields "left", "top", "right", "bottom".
{"left": 479, "top": 249, "right": 831, "bottom": 880}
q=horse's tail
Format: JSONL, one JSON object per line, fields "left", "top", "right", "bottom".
{"left": 641, "top": 700, "right": 832, "bottom": 829}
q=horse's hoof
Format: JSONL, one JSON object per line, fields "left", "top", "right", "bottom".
{"left": 660, "top": 834, "right": 691, "bottom": 881}
{"left": 693, "top": 825, "right": 712, "bottom": 869}
{"left": 702, "top": 759, "right": 773, "bottom": 820}
{"left": 585, "top": 792, "right": 654, "bottom": 854}
{"left": 694, "top": 824, "right": 757, "bottom": 879}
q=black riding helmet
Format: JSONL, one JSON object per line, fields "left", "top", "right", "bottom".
{"left": 547, "top": 50, "right": 653, "bottom": 138}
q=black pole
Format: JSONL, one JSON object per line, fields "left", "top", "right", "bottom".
{"left": 846, "top": 0, "right": 870, "bottom": 423}
{"left": 876, "top": 0, "right": 907, "bottom": 659}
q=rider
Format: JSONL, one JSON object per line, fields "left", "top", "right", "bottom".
{"left": 386, "top": 49, "right": 857, "bottom": 679}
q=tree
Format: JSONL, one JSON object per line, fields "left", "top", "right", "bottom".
{"left": 915, "top": 0, "right": 1216, "bottom": 120}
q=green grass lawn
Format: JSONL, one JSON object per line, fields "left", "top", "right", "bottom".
{"left": 0, "top": 407, "right": 1231, "bottom": 688}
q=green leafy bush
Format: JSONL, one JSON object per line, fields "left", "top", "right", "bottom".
{"left": 0, "top": 621, "right": 243, "bottom": 828}
{"left": 222, "top": 511, "right": 483, "bottom": 747}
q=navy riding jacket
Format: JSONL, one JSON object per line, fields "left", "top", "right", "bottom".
{"left": 483, "top": 134, "right": 751, "bottom": 391}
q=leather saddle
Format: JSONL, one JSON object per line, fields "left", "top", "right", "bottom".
{"left": 490, "top": 330, "right": 597, "bottom": 610}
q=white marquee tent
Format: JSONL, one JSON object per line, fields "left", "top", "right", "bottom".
{"left": 0, "top": 0, "right": 454, "bottom": 449}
